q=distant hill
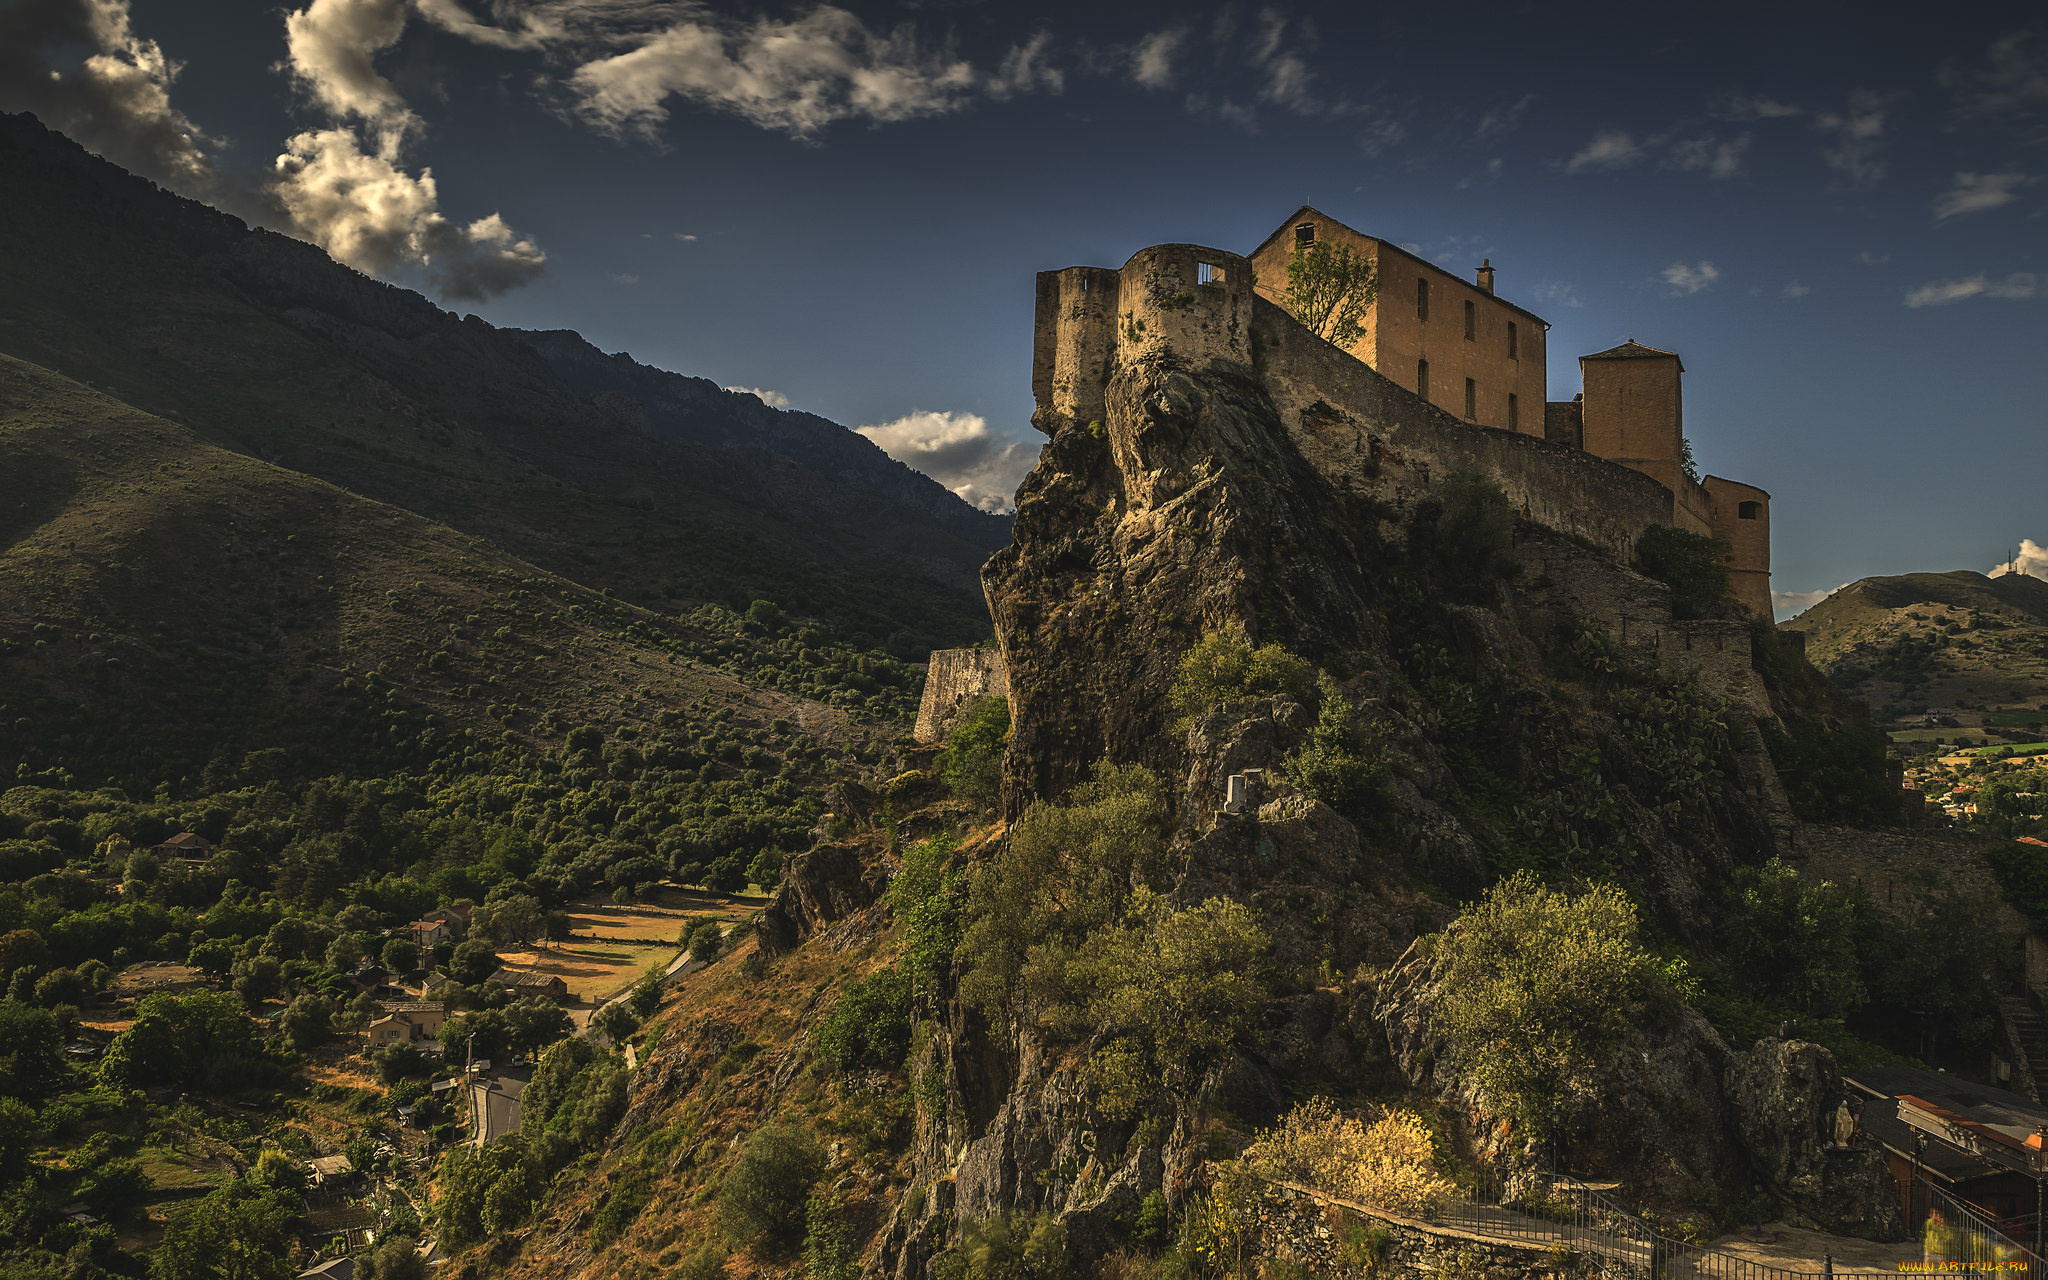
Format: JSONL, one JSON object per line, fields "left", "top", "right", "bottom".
{"left": 1785, "top": 570, "right": 2048, "bottom": 736}
{"left": 0, "top": 111, "right": 1010, "bottom": 653}
{"left": 0, "top": 352, "right": 912, "bottom": 789}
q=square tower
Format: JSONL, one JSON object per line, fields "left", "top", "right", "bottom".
{"left": 1579, "top": 340, "right": 1685, "bottom": 495}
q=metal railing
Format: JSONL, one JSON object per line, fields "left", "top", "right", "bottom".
{"left": 1919, "top": 1177, "right": 2047, "bottom": 1280}
{"left": 1264, "top": 1171, "right": 1835, "bottom": 1280}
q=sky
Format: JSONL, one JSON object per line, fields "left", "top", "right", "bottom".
{"left": 3, "top": 0, "right": 2045, "bottom": 618}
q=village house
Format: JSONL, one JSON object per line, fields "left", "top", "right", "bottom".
{"left": 362, "top": 1001, "right": 447, "bottom": 1045}
{"left": 486, "top": 968, "right": 568, "bottom": 1001}
{"left": 1852, "top": 1064, "right": 2048, "bottom": 1230}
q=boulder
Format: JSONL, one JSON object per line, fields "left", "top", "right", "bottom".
{"left": 1723, "top": 1038, "right": 1909, "bottom": 1241}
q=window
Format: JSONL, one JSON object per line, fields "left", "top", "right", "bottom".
{"left": 1464, "top": 299, "right": 1476, "bottom": 340}
{"left": 1296, "top": 223, "right": 1315, "bottom": 245}
{"left": 1416, "top": 278, "right": 1430, "bottom": 320}
{"left": 1738, "top": 500, "right": 1762, "bottom": 520}
{"left": 1078, "top": 276, "right": 1090, "bottom": 293}
{"left": 1417, "top": 359, "right": 1430, "bottom": 399}
{"left": 1198, "top": 261, "right": 1224, "bottom": 285}
{"left": 1507, "top": 321, "right": 1518, "bottom": 359}
{"left": 1508, "top": 393, "right": 1519, "bottom": 431}
{"left": 1464, "top": 378, "right": 1477, "bottom": 420}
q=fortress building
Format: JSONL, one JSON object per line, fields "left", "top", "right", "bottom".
{"left": 1237, "top": 208, "right": 1770, "bottom": 617}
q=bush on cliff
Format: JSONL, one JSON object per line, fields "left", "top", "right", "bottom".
{"left": 932, "top": 1211, "right": 1074, "bottom": 1280}
{"left": 1282, "top": 676, "right": 1389, "bottom": 819}
{"left": 937, "top": 696, "right": 1009, "bottom": 807}
{"left": 1413, "top": 469, "right": 1520, "bottom": 602}
{"left": 1634, "top": 525, "right": 1731, "bottom": 605}
{"left": 717, "top": 1122, "right": 826, "bottom": 1249}
{"left": 957, "top": 762, "right": 1166, "bottom": 1020}
{"left": 814, "top": 968, "right": 912, "bottom": 1074}
{"left": 1169, "top": 632, "right": 1315, "bottom": 727}
{"left": 1246, "top": 1097, "right": 1452, "bottom": 1217}
{"left": 1425, "top": 871, "right": 1663, "bottom": 1139}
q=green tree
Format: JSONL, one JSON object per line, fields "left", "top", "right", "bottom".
{"left": 279, "top": 994, "right": 337, "bottom": 1054}
{"left": 0, "top": 1000, "right": 67, "bottom": 1099}
{"left": 685, "top": 920, "right": 725, "bottom": 961}
{"left": 717, "top": 1123, "right": 825, "bottom": 1249}
{"left": 355, "top": 1235, "right": 429, "bottom": 1280}
{"left": 589, "top": 1000, "right": 638, "bottom": 1045}
{"left": 1283, "top": 676, "right": 1388, "bottom": 818}
{"left": 1724, "top": 859, "right": 1866, "bottom": 1018}
{"left": 1282, "top": 236, "right": 1378, "bottom": 348}
{"left": 474, "top": 895, "right": 543, "bottom": 948}
{"left": 957, "top": 761, "right": 1165, "bottom": 1020}
{"left": 150, "top": 1184, "right": 295, "bottom": 1280}
{"left": 1427, "top": 872, "right": 1662, "bottom": 1139}
{"left": 447, "top": 939, "right": 499, "bottom": 986}
{"left": 937, "top": 696, "right": 1010, "bottom": 808}
{"left": 102, "top": 989, "right": 267, "bottom": 1091}
{"left": 435, "top": 1138, "right": 544, "bottom": 1245}
{"left": 380, "top": 936, "right": 420, "bottom": 974}
{"left": 1635, "top": 525, "right": 1732, "bottom": 604}
{"left": 813, "top": 969, "right": 911, "bottom": 1075}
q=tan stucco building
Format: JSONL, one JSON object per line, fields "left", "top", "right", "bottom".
{"left": 1246, "top": 208, "right": 1772, "bottom": 619}
{"left": 1249, "top": 205, "right": 1548, "bottom": 436}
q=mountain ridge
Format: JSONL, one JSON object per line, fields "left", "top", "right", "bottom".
{"left": 0, "top": 110, "right": 1009, "bottom": 649}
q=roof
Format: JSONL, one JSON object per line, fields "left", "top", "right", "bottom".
{"left": 1851, "top": 1065, "right": 2048, "bottom": 1182}
{"left": 298, "top": 1258, "right": 354, "bottom": 1280}
{"left": 1581, "top": 339, "right": 1685, "bottom": 371}
{"left": 1248, "top": 205, "right": 1554, "bottom": 328}
{"left": 488, "top": 968, "right": 563, "bottom": 989}
{"left": 308, "top": 1155, "right": 353, "bottom": 1177}
{"left": 156, "top": 832, "right": 214, "bottom": 849}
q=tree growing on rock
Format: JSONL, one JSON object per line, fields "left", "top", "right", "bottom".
{"left": 1282, "top": 237, "right": 1378, "bottom": 349}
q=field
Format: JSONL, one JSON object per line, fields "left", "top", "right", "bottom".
{"left": 487, "top": 888, "right": 765, "bottom": 1016}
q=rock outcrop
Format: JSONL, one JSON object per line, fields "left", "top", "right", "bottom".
{"left": 754, "top": 841, "right": 882, "bottom": 956}
{"left": 1724, "top": 1039, "right": 1909, "bottom": 1240}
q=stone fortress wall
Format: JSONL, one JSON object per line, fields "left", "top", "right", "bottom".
{"left": 912, "top": 647, "right": 1008, "bottom": 745}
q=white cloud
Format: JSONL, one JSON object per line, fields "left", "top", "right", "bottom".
{"left": 271, "top": 0, "right": 545, "bottom": 299}
{"left": 0, "top": 0, "right": 224, "bottom": 195}
{"left": 1130, "top": 27, "right": 1188, "bottom": 91}
{"left": 857, "top": 410, "right": 1036, "bottom": 514}
{"left": 1566, "top": 129, "right": 1644, "bottom": 172}
{"left": 1529, "top": 280, "right": 1584, "bottom": 309}
{"left": 562, "top": 6, "right": 1024, "bottom": 141}
{"left": 989, "top": 31, "right": 1063, "bottom": 100}
{"left": 1904, "top": 272, "right": 2041, "bottom": 306}
{"left": 1812, "top": 89, "right": 1895, "bottom": 187}
{"left": 1782, "top": 280, "right": 1810, "bottom": 298}
{"left": 1665, "top": 133, "right": 1750, "bottom": 179}
{"left": 1249, "top": 10, "right": 1318, "bottom": 114}
{"left": 612, "top": 272, "right": 639, "bottom": 285}
{"left": 1661, "top": 260, "right": 1720, "bottom": 295}
{"left": 673, "top": 232, "right": 697, "bottom": 241}
{"left": 1941, "top": 29, "right": 2048, "bottom": 136}
{"left": 1475, "top": 93, "right": 1535, "bottom": 138}
{"left": 1456, "top": 157, "right": 1504, "bottom": 190}
{"left": 1934, "top": 170, "right": 2034, "bottom": 221}
{"left": 1774, "top": 583, "right": 1848, "bottom": 620}
{"left": 725, "top": 386, "right": 790, "bottom": 408}
{"left": 1858, "top": 250, "right": 1891, "bottom": 265}
{"left": 1714, "top": 91, "right": 1803, "bottom": 121}
{"left": 1992, "top": 539, "right": 2048, "bottom": 582}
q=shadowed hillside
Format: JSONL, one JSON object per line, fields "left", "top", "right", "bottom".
{"left": 0, "top": 111, "right": 1010, "bottom": 653}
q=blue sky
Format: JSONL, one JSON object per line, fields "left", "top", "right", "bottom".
{"left": 4, "top": 0, "right": 2045, "bottom": 615}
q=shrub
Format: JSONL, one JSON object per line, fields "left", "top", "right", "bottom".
{"left": 814, "top": 969, "right": 911, "bottom": 1075}
{"left": 589, "top": 1170, "right": 652, "bottom": 1248}
{"left": 1282, "top": 676, "right": 1387, "bottom": 818}
{"left": 805, "top": 1191, "right": 859, "bottom": 1280}
{"left": 1635, "top": 525, "right": 1731, "bottom": 604}
{"left": 1426, "top": 871, "right": 1660, "bottom": 1138}
{"left": 890, "top": 837, "right": 962, "bottom": 1003}
{"left": 1169, "top": 633, "right": 1314, "bottom": 726}
{"left": 1246, "top": 1098, "right": 1452, "bottom": 1217}
{"left": 675, "top": 1243, "right": 728, "bottom": 1280}
{"left": 686, "top": 920, "right": 725, "bottom": 961}
{"left": 957, "top": 761, "right": 1165, "bottom": 1020}
{"left": 1723, "top": 858, "right": 1866, "bottom": 1019}
{"left": 717, "top": 1123, "right": 825, "bottom": 1248}
{"left": 1418, "top": 469, "right": 1519, "bottom": 600}
{"left": 938, "top": 1212, "right": 1073, "bottom": 1280}
{"left": 937, "top": 696, "right": 1010, "bottom": 807}
{"left": 589, "top": 1000, "right": 639, "bottom": 1045}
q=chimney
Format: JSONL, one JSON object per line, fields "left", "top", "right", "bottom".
{"left": 1476, "top": 258, "right": 1495, "bottom": 295}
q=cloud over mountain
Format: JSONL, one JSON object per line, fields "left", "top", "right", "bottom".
{"left": 857, "top": 410, "right": 1037, "bottom": 514}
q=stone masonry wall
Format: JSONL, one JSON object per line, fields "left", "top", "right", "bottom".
{"left": 913, "top": 648, "right": 1009, "bottom": 745}
{"left": 1786, "top": 826, "right": 2025, "bottom": 933}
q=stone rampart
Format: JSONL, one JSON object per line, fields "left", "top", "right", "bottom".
{"left": 913, "top": 648, "right": 1009, "bottom": 745}
{"left": 1787, "top": 826, "right": 2023, "bottom": 933}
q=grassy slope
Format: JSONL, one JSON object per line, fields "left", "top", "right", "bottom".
{"left": 0, "top": 113, "right": 1005, "bottom": 651}
{"left": 0, "top": 353, "right": 880, "bottom": 787}
{"left": 1784, "top": 571, "right": 2048, "bottom": 732}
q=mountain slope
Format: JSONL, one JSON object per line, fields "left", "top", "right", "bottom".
{"left": 0, "top": 351, "right": 906, "bottom": 789}
{"left": 1786, "top": 571, "right": 2048, "bottom": 730}
{"left": 0, "top": 111, "right": 1009, "bottom": 650}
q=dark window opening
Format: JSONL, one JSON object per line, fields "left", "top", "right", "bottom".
{"left": 1738, "top": 500, "right": 1762, "bottom": 520}
{"left": 1417, "top": 359, "right": 1430, "bottom": 399}
{"left": 1464, "top": 378, "right": 1477, "bottom": 420}
{"left": 1417, "top": 278, "right": 1430, "bottom": 320}
{"left": 1508, "top": 393, "right": 1519, "bottom": 431}
{"left": 1198, "top": 261, "right": 1224, "bottom": 285}
{"left": 1296, "top": 223, "right": 1315, "bottom": 245}
{"left": 1464, "top": 299, "right": 1476, "bottom": 340}
{"left": 1508, "top": 321, "right": 1518, "bottom": 359}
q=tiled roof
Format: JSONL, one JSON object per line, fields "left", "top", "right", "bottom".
{"left": 1582, "top": 339, "right": 1684, "bottom": 369}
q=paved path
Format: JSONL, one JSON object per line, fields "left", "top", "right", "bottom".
{"left": 1704, "top": 1226, "right": 1921, "bottom": 1275}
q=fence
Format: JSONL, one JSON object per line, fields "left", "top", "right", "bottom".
{"left": 1269, "top": 1172, "right": 1837, "bottom": 1280}
{"left": 1919, "top": 1177, "right": 2047, "bottom": 1280}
